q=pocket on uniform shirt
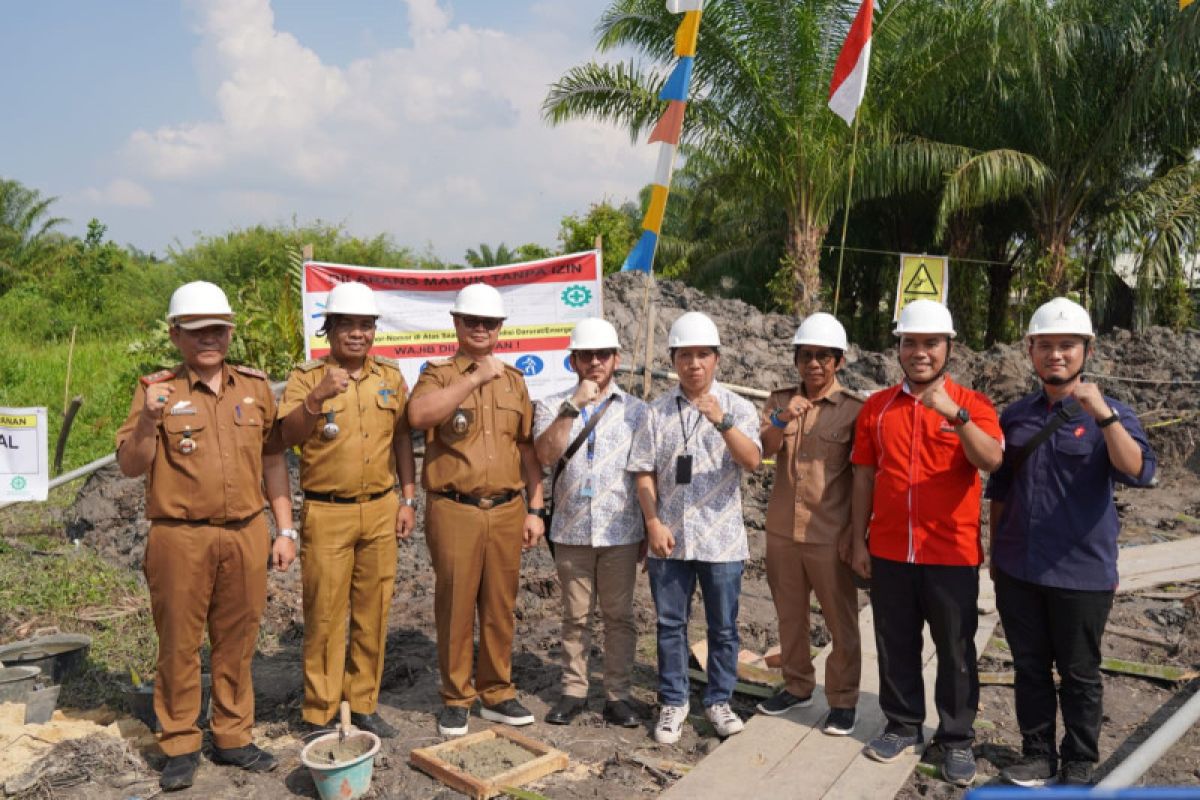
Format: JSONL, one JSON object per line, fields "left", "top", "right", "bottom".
{"left": 234, "top": 402, "right": 265, "bottom": 447}
{"left": 494, "top": 392, "right": 526, "bottom": 439}
{"left": 817, "top": 429, "right": 851, "bottom": 470}
{"left": 162, "top": 415, "right": 206, "bottom": 452}
{"left": 1056, "top": 437, "right": 1095, "bottom": 458}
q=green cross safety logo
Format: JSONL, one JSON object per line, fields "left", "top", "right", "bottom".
{"left": 561, "top": 285, "right": 592, "bottom": 308}
{"left": 10, "top": 476, "right": 26, "bottom": 491}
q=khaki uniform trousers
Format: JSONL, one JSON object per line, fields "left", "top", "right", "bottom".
{"left": 300, "top": 493, "right": 399, "bottom": 724}
{"left": 143, "top": 515, "right": 269, "bottom": 756}
{"left": 554, "top": 542, "right": 640, "bottom": 701}
{"left": 426, "top": 493, "right": 524, "bottom": 707}
{"left": 765, "top": 535, "right": 861, "bottom": 708}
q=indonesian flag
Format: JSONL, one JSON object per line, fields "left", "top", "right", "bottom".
{"left": 828, "top": 0, "right": 875, "bottom": 125}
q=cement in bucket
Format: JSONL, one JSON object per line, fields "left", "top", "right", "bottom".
{"left": 300, "top": 729, "right": 381, "bottom": 800}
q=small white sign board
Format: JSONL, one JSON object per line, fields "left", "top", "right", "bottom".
{"left": 0, "top": 407, "right": 49, "bottom": 502}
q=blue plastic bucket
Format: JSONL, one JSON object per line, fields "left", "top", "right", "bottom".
{"left": 300, "top": 730, "right": 381, "bottom": 800}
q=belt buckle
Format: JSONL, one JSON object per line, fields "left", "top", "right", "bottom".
{"left": 209, "top": 516, "right": 227, "bottom": 526}
{"left": 356, "top": 494, "right": 370, "bottom": 504}
{"left": 477, "top": 497, "right": 495, "bottom": 510}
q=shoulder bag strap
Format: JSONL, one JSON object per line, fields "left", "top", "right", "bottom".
{"left": 1009, "top": 397, "right": 1083, "bottom": 473}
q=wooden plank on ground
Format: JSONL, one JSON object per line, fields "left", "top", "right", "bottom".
{"left": 1117, "top": 538, "right": 1200, "bottom": 593}
{"left": 662, "top": 571, "right": 999, "bottom": 800}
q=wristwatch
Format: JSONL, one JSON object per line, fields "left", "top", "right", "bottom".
{"left": 953, "top": 407, "right": 970, "bottom": 427}
{"left": 400, "top": 497, "right": 418, "bottom": 508}
{"left": 1097, "top": 410, "right": 1120, "bottom": 428}
{"left": 714, "top": 413, "right": 735, "bottom": 433}
{"left": 277, "top": 528, "right": 298, "bottom": 541}
{"left": 528, "top": 506, "right": 551, "bottom": 519}
{"left": 558, "top": 399, "right": 581, "bottom": 419}
{"left": 769, "top": 409, "right": 788, "bottom": 429}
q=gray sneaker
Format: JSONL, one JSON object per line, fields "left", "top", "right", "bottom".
{"left": 864, "top": 730, "right": 923, "bottom": 763}
{"left": 941, "top": 746, "right": 978, "bottom": 786}
{"left": 1061, "top": 761, "right": 1095, "bottom": 786}
{"left": 1001, "top": 755, "right": 1057, "bottom": 787}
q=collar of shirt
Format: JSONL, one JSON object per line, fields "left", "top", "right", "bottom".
{"left": 900, "top": 374, "right": 959, "bottom": 398}
{"left": 179, "top": 364, "right": 235, "bottom": 394}
{"left": 324, "top": 354, "right": 381, "bottom": 381}
{"left": 804, "top": 378, "right": 847, "bottom": 405}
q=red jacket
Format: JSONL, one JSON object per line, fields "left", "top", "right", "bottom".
{"left": 851, "top": 377, "right": 1002, "bottom": 566}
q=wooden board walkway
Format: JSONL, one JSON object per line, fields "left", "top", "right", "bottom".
{"left": 1117, "top": 537, "right": 1200, "bottom": 593}
{"left": 661, "top": 573, "right": 999, "bottom": 800}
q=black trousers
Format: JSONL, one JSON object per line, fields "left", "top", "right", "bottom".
{"left": 994, "top": 568, "right": 1113, "bottom": 764}
{"left": 871, "top": 556, "right": 979, "bottom": 746}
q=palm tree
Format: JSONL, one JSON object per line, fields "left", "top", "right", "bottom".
{"left": 894, "top": 0, "right": 1200, "bottom": 305}
{"left": 0, "top": 178, "right": 67, "bottom": 292}
{"left": 464, "top": 243, "right": 519, "bottom": 268}
{"left": 544, "top": 0, "right": 1044, "bottom": 316}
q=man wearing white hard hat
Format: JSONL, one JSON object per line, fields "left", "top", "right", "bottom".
{"left": 408, "top": 282, "right": 546, "bottom": 736}
{"left": 276, "top": 281, "right": 417, "bottom": 739}
{"left": 627, "top": 311, "right": 762, "bottom": 744}
{"left": 757, "top": 313, "right": 865, "bottom": 736}
{"left": 848, "top": 299, "right": 1003, "bottom": 786}
{"left": 987, "top": 298, "right": 1155, "bottom": 788}
{"left": 533, "top": 318, "right": 649, "bottom": 728}
{"left": 116, "top": 281, "right": 295, "bottom": 790}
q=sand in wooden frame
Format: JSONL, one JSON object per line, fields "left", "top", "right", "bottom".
{"left": 410, "top": 726, "right": 569, "bottom": 800}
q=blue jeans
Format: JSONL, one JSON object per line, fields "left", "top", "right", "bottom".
{"left": 647, "top": 558, "right": 743, "bottom": 707}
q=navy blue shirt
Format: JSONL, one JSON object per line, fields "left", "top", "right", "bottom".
{"left": 986, "top": 390, "right": 1156, "bottom": 591}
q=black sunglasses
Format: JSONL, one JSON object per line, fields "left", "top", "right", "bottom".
{"left": 456, "top": 315, "right": 503, "bottom": 330}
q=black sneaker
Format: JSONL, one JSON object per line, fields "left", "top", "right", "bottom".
{"left": 159, "top": 751, "right": 200, "bottom": 791}
{"left": 438, "top": 705, "right": 470, "bottom": 736}
{"left": 480, "top": 698, "right": 535, "bottom": 727}
{"left": 1002, "top": 755, "right": 1057, "bottom": 787}
{"left": 941, "top": 746, "right": 978, "bottom": 787}
{"left": 351, "top": 711, "right": 398, "bottom": 739}
{"left": 755, "top": 688, "right": 813, "bottom": 716}
{"left": 210, "top": 743, "right": 278, "bottom": 773}
{"left": 822, "top": 707, "right": 856, "bottom": 736}
{"left": 864, "top": 730, "right": 923, "bottom": 763}
{"left": 1061, "top": 761, "right": 1095, "bottom": 786}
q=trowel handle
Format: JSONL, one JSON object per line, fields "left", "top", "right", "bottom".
{"left": 339, "top": 700, "right": 351, "bottom": 732}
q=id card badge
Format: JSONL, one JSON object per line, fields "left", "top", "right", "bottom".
{"left": 675, "top": 454, "right": 693, "bottom": 485}
{"left": 580, "top": 478, "right": 595, "bottom": 499}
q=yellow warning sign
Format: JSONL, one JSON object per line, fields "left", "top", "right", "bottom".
{"left": 893, "top": 254, "right": 949, "bottom": 321}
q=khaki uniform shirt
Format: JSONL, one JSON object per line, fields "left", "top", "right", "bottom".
{"left": 278, "top": 355, "right": 409, "bottom": 495}
{"left": 410, "top": 352, "right": 533, "bottom": 495}
{"left": 115, "top": 364, "right": 279, "bottom": 523}
{"left": 762, "top": 380, "right": 863, "bottom": 544}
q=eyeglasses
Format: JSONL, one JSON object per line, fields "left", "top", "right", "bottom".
{"left": 796, "top": 350, "right": 837, "bottom": 365}
{"left": 456, "top": 315, "right": 503, "bottom": 331}
{"left": 574, "top": 349, "right": 616, "bottom": 363}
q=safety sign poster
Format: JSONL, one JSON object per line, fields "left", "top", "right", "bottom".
{"left": 893, "top": 253, "right": 949, "bottom": 321}
{"left": 301, "top": 251, "right": 604, "bottom": 400}
{"left": 0, "top": 407, "right": 48, "bottom": 502}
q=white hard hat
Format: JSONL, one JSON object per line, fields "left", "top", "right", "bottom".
{"left": 894, "top": 299, "right": 956, "bottom": 338}
{"left": 569, "top": 318, "right": 621, "bottom": 351}
{"left": 668, "top": 311, "right": 721, "bottom": 348}
{"left": 167, "top": 281, "right": 234, "bottom": 329}
{"left": 451, "top": 283, "right": 506, "bottom": 319}
{"left": 792, "top": 312, "right": 849, "bottom": 351}
{"left": 323, "top": 282, "right": 380, "bottom": 317}
{"left": 1026, "top": 297, "right": 1094, "bottom": 340}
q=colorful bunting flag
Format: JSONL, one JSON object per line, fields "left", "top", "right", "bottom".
{"left": 622, "top": 3, "right": 704, "bottom": 273}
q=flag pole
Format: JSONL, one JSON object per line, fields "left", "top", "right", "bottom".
{"left": 832, "top": 113, "right": 860, "bottom": 316}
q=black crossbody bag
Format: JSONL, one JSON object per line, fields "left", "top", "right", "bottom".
{"left": 545, "top": 401, "right": 613, "bottom": 556}
{"left": 1008, "top": 397, "right": 1084, "bottom": 473}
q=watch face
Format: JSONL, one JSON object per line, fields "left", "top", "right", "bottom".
{"left": 956, "top": 407, "right": 970, "bottom": 424}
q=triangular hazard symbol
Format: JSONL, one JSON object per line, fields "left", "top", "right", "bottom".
{"left": 903, "top": 263, "right": 939, "bottom": 296}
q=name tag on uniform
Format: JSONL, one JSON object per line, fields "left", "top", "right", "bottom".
{"left": 169, "top": 401, "right": 197, "bottom": 416}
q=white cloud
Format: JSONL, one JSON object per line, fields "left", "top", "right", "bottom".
{"left": 79, "top": 179, "right": 154, "bottom": 208}
{"left": 120, "top": 0, "right": 655, "bottom": 259}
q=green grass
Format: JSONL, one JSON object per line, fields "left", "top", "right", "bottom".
{"left": 0, "top": 534, "right": 156, "bottom": 708}
{"left": 0, "top": 329, "right": 142, "bottom": 473}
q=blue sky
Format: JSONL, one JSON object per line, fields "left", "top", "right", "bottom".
{"left": 1, "top": 0, "right": 653, "bottom": 261}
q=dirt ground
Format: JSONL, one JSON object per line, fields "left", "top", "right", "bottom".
{"left": 4, "top": 463, "right": 1197, "bottom": 799}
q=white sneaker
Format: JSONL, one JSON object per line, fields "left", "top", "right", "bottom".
{"left": 654, "top": 703, "right": 689, "bottom": 744}
{"left": 705, "top": 703, "right": 745, "bottom": 737}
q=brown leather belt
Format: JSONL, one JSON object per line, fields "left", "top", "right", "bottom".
{"left": 304, "top": 489, "right": 393, "bottom": 504}
{"left": 434, "top": 490, "right": 520, "bottom": 510}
